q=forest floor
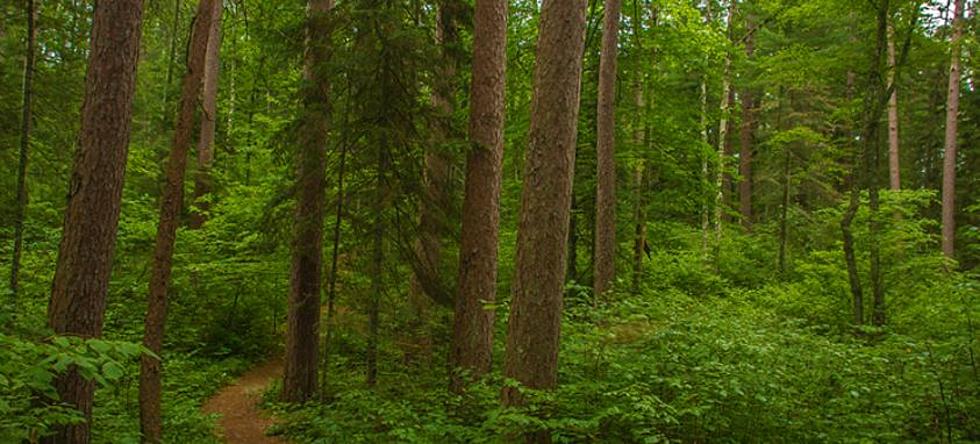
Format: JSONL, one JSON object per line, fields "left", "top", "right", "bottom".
{"left": 202, "top": 357, "right": 285, "bottom": 443}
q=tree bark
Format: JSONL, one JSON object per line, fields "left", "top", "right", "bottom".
{"left": 738, "top": 13, "right": 756, "bottom": 229}
{"left": 592, "top": 0, "right": 621, "bottom": 297}
{"left": 450, "top": 0, "right": 507, "bottom": 392}
{"left": 44, "top": 1, "right": 144, "bottom": 443}
{"left": 139, "top": 0, "right": 217, "bottom": 440}
{"left": 10, "top": 0, "right": 37, "bottom": 317}
{"left": 191, "top": 1, "right": 223, "bottom": 228}
{"left": 282, "top": 0, "right": 333, "bottom": 403}
{"left": 941, "top": 0, "right": 963, "bottom": 260}
{"left": 886, "top": 19, "right": 900, "bottom": 191}
{"left": 502, "top": 0, "right": 588, "bottom": 421}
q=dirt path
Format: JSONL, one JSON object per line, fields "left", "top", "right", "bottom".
{"left": 202, "top": 358, "right": 285, "bottom": 443}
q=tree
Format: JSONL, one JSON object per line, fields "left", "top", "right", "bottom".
{"left": 738, "top": 11, "right": 756, "bottom": 229}
{"left": 44, "top": 1, "right": 144, "bottom": 442}
{"left": 282, "top": 0, "right": 333, "bottom": 403}
{"left": 593, "top": 0, "right": 622, "bottom": 297}
{"left": 714, "top": 0, "right": 736, "bottom": 244}
{"left": 502, "top": 0, "right": 588, "bottom": 416}
{"left": 450, "top": 0, "right": 507, "bottom": 392}
{"left": 9, "top": 0, "right": 36, "bottom": 317}
{"left": 942, "top": 0, "right": 964, "bottom": 260}
{"left": 886, "top": 17, "right": 900, "bottom": 190}
{"left": 411, "top": 1, "right": 458, "bottom": 311}
{"left": 140, "top": 0, "right": 219, "bottom": 440}
{"left": 191, "top": 0, "right": 223, "bottom": 228}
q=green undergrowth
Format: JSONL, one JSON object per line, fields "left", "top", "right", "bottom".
{"left": 266, "top": 256, "right": 978, "bottom": 443}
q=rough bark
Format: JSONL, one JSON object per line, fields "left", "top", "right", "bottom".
{"left": 502, "top": 0, "right": 587, "bottom": 417}
{"left": 941, "top": 0, "right": 963, "bottom": 260}
{"left": 191, "top": 1, "right": 223, "bottom": 228}
{"left": 592, "top": 0, "right": 621, "bottom": 297}
{"left": 139, "top": 1, "right": 216, "bottom": 440}
{"left": 10, "top": 0, "right": 37, "bottom": 316}
{"left": 886, "top": 19, "right": 900, "bottom": 191}
{"left": 738, "top": 14, "right": 756, "bottom": 229}
{"left": 282, "top": 0, "right": 333, "bottom": 403}
{"left": 44, "top": 1, "right": 144, "bottom": 443}
{"left": 868, "top": 3, "right": 888, "bottom": 327}
{"left": 450, "top": 0, "right": 507, "bottom": 392}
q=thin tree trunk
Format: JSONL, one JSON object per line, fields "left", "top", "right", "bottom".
{"left": 320, "top": 118, "right": 348, "bottom": 398}
{"left": 140, "top": 0, "right": 216, "bottom": 440}
{"left": 886, "top": 19, "right": 900, "bottom": 191}
{"left": 44, "top": 2, "right": 144, "bottom": 443}
{"left": 282, "top": 0, "right": 333, "bottom": 403}
{"left": 10, "top": 0, "right": 37, "bottom": 319}
{"left": 868, "top": 2, "right": 889, "bottom": 327}
{"left": 630, "top": 76, "right": 646, "bottom": 294}
{"left": 941, "top": 0, "right": 964, "bottom": 260}
{"left": 699, "top": 79, "right": 710, "bottom": 255}
{"left": 191, "top": 2, "right": 223, "bottom": 228}
{"left": 502, "top": 0, "right": 588, "bottom": 424}
{"left": 714, "top": 0, "right": 736, "bottom": 244}
{"left": 450, "top": 0, "right": 507, "bottom": 392}
{"left": 593, "top": 0, "right": 621, "bottom": 297}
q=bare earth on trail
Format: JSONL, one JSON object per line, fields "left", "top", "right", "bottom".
{"left": 202, "top": 358, "right": 285, "bottom": 443}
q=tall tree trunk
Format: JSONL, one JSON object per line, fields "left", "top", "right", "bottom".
{"left": 191, "top": 2, "right": 223, "bottom": 228}
{"left": 714, "top": 0, "right": 736, "bottom": 244}
{"left": 282, "top": 0, "right": 333, "bottom": 403}
{"left": 411, "top": 1, "right": 457, "bottom": 308}
{"left": 450, "top": 0, "right": 507, "bottom": 392}
{"left": 502, "top": 0, "right": 587, "bottom": 424}
{"left": 44, "top": 2, "right": 144, "bottom": 443}
{"left": 321, "top": 118, "right": 348, "bottom": 398}
{"left": 699, "top": 78, "right": 710, "bottom": 255}
{"left": 868, "top": 2, "right": 889, "bottom": 327}
{"left": 738, "top": 13, "right": 756, "bottom": 229}
{"left": 941, "top": 0, "right": 964, "bottom": 260}
{"left": 886, "top": 19, "right": 900, "bottom": 191}
{"left": 592, "top": 0, "right": 621, "bottom": 297}
{"left": 140, "top": 0, "right": 217, "bottom": 440}
{"left": 631, "top": 163, "right": 646, "bottom": 294}
{"left": 10, "top": 0, "right": 37, "bottom": 318}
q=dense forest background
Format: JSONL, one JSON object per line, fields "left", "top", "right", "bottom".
{"left": 1, "top": 0, "right": 978, "bottom": 442}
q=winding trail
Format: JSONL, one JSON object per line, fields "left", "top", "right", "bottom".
{"left": 202, "top": 357, "right": 286, "bottom": 443}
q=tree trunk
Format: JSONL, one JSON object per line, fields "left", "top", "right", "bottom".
{"left": 450, "top": 0, "right": 507, "bottom": 392}
{"left": 714, "top": 0, "right": 736, "bottom": 244}
{"left": 502, "top": 0, "right": 587, "bottom": 420}
{"left": 44, "top": 2, "right": 144, "bottom": 443}
{"left": 140, "top": 1, "right": 217, "bottom": 440}
{"left": 631, "top": 164, "right": 646, "bottom": 294}
{"left": 282, "top": 0, "right": 333, "bottom": 403}
{"left": 191, "top": 1, "right": 223, "bottom": 228}
{"left": 886, "top": 19, "right": 900, "bottom": 191}
{"left": 411, "top": 1, "right": 458, "bottom": 308}
{"left": 592, "top": 0, "right": 621, "bottom": 297}
{"left": 10, "top": 0, "right": 36, "bottom": 318}
{"left": 738, "top": 13, "right": 756, "bottom": 229}
{"left": 941, "top": 0, "right": 963, "bottom": 260}
{"left": 699, "top": 78, "right": 710, "bottom": 255}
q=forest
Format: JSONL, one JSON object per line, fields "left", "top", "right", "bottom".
{"left": 0, "top": 0, "right": 978, "bottom": 442}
